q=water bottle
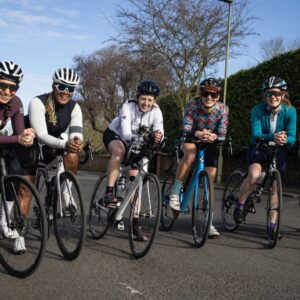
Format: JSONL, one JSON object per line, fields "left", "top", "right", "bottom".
{"left": 256, "top": 171, "right": 266, "bottom": 185}
{"left": 117, "top": 175, "right": 126, "bottom": 192}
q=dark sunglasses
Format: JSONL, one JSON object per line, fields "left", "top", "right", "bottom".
{"left": 0, "top": 82, "right": 19, "bottom": 93}
{"left": 265, "top": 91, "right": 282, "bottom": 98}
{"left": 54, "top": 84, "right": 75, "bottom": 94}
{"left": 202, "top": 91, "right": 219, "bottom": 98}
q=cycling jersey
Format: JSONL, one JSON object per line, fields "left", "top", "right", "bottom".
{"left": 250, "top": 103, "right": 297, "bottom": 145}
{"left": 0, "top": 95, "right": 25, "bottom": 144}
{"left": 28, "top": 93, "right": 83, "bottom": 149}
{"left": 182, "top": 98, "right": 229, "bottom": 140}
{"left": 108, "top": 100, "right": 164, "bottom": 142}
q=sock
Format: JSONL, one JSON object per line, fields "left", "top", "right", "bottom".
{"left": 237, "top": 203, "right": 244, "bottom": 210}
{"left": 171, "top": 179, "right": 183, "bottom": 196}
{"left": 0, "top": 201, "right": 14, "bottom": 230}
{"left": 105, "top": 186, "right": 114, "bottom": 194}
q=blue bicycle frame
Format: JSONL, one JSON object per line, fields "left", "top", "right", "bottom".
{"left": 179, "top": 146, "right": 209, "bottom": 212}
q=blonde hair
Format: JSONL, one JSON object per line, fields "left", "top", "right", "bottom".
{"left": 281, "top": 91, "right": 291, "bottom": 107}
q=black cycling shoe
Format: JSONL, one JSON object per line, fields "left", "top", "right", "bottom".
{"left": 99, "top": 193, "right": 118, "bottom": 208}
{"left": 233, "top": 207, "right": 244, "bottom": 224}
{"left": 133, "top": 226, "right": 148, "bottom": 242}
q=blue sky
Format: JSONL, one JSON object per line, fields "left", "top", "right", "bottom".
{"left": 1, "top": 0, "right": 300, "bottom": 112}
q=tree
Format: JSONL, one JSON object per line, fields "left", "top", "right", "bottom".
{"left": 259, "top": 37, "right": 300, "bottom": 61}
{"left": 259, "top": 37, "right": 285, "bottom": 61}
{"left": 74, "top": 44, "right": 173, "bottom": 134}
{"left": 117, "top": 0, "right": 255, "bottom": 109}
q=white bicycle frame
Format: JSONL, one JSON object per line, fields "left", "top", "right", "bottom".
{"left": 112, "top": 157, "right": 152, "bottom": 222}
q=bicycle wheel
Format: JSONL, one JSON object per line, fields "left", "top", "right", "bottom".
{"left": 160, "top": 159, "right": 179, "bottom": 231}
{"left": 192, "top": 170, "right": 212, "bottom": 247}
{"left": 35, "top": 168, "right": 51, "bottom": 238}
{"left": 53, "top": 171, "right": 85, "bottom": 260}
{"left": 0, "top": 175, "right": 47, "bottom": 278}
{"left": 129, "top": 173, "right": 161, "bottom": 258}
{"left": 89, "top": 174, "right": 110, "bottom": 239}
{"left": 221, "top": 169, "right": 244, "bottom": 231}
{"left": 266, "top": 169, "right": 282, "bottom": 248}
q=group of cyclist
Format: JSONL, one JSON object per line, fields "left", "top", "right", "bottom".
{"left": 0, "top": 61, "right": 84, "bottom": 253}
{"left": 0, "top": 58, "right": 297, "bottom": 254}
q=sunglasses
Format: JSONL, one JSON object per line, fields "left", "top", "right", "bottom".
{"left": 54, "top": 84, "right": 75, "bottom": 94}
{"left": 265, "top": 91, "right": 282, "bottom": 98}
{"left": 202, "top": 91, "right": 219, "bottom": 98}
{"left": 0, "top": 82, "right": 19, "bottom": 93}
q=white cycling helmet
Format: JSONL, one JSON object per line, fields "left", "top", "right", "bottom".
{"left": 52, "top": 68, "right": 80, "bottom": 86}
{"left": 0, "top": 61, "right": 23, "bottom": 84}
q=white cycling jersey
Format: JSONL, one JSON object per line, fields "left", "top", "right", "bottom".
{"left": 109, "top": 100, "right": 164, "bottom": 142}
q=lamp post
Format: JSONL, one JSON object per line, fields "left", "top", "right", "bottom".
{"left": 217, "top": 0, "right": 233, "bottom": 184}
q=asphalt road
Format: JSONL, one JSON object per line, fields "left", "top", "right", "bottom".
{"left": 1, "top": 172, "right": 299, "bottom": 300}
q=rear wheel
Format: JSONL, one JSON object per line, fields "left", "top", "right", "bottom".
{"left": 266, "top": 170, "right": 282, "bottom": 248}
{"left": 221, "top": 170, "right": 245, "bottom": 232}
{"left": 192, "top": 170, "right": 212, "bottom": 247}
{"left": 89, "top": 174, "right": 110, "bottom": 239}
{"left": 53, "top": 171, "right": 85, "bottom": 260}
{"left": 129, "top": 173, "right": 161, "bottom": 258}
{"left": 160, "top": 156, "right": 179, "bottom": 231}
{"left": 0, "top": 175, "right": 47, "bottom": 278}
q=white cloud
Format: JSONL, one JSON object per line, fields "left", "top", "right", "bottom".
{"left": 53, "top": 8, "right": 80, "bottom": 18}
{"left": 46, "top": 31, "right": 90, "bottom": 40}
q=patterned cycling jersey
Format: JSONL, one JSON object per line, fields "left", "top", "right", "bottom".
{"left": 109, "top": 100, "right": 164, "bottom": 142}
{"left": 182, "top": 97, "right": 229, "bottom": 140}
{"left": 0, "top": 95, "right": 25, "bottom": 144}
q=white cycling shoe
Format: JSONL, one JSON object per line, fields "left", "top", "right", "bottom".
{"left": 169, "top": 194, "right": 180, "bottom": 211}
{"left": 14, "top": 236, "right": 27, "bottom": 254}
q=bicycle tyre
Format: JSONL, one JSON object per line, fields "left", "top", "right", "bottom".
{"left": 0, "top": 175, "right": 47, "bottom": 278}
{"left": 221, "top": 169, "right": 244, "bottom": 232}
{"left": 160, "top": 159, "right": 179, "bottom": 231}
{"left": 192, "top": 170, "right": 212, "bottom": 247}
{"left": 35, "top": 168, "right": 51, "bottom": 239}
{"left": 88, "top": 174, "right": 110, "bottom": 239}
{"left": 53, "top": 171, "right": 85, "bottom": 260}
{"left": 266, "top": 169, "right": 282, "bottom": 248}
{"left": 129, "top": 173, "right": 161, "bottom": 258}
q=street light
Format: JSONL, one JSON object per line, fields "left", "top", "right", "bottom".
{"left": 217, "top": 0, "right": 233, "bottom": 184}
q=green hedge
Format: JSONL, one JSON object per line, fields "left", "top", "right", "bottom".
{"left": 226, "top": 49, "right": 300, "bottom": 153}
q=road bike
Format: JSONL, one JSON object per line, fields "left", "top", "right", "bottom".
{"left": 0, "top": 147, "right": 47, "bottom": 278}
{"left": 221, "top": 140, "right": 283, "bottom": 248}
{"left": 160, "top": 137, "right": 213, "bottom": 248}
{"left": 89, "top": 137, "right": 162, "bottom": 258}
{"left": 35, "top": 146, "right": 85, "bottom": 260}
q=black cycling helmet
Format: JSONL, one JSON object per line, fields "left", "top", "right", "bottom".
{"left": 0, "top": 61, "right": 23, "bottom": 84}
{"left": 200, "top": 77, "right": 221, "bottom": 93}
{"left": 263, "top": 76, "right": 287, "bottom": 91}
{"left": 137, "top": 80, "right": 160, "bottom": 97}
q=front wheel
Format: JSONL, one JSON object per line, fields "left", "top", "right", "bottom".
{"left": 129, "top": 173, "right": 161, "bottom": 258}
{"left": 0, "top": 175, "right": 47, "bottom": 278}
{"left": 221, "top": 169, "right": 245, "bottom": 232}
{"left": 266, "top": 169, "right": 282, "bottom": 248}
{"left": 192, "top": 170, "right": 212, "bottom": 248}
{"left": 53, "top": 171, "right": 85, "bottom": 260}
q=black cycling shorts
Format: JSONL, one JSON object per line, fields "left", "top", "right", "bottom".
{"left": 103, "top": 127, "right": 124, "bottom": 149}
{"left": 247, "top": 144, "right": 287, "bottom": 174}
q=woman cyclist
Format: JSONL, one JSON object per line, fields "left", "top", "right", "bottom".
{"left": 102, "top": 79, "right": 164, "bottom": 241}
{"left": 168, "top": 78, "right": 229, "bottom": 238}
{"left": 0, "top": 61, "right": 35, "bottom": 253}
{"left": 233, "top": 76, "right": 297, "bottom": 237}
